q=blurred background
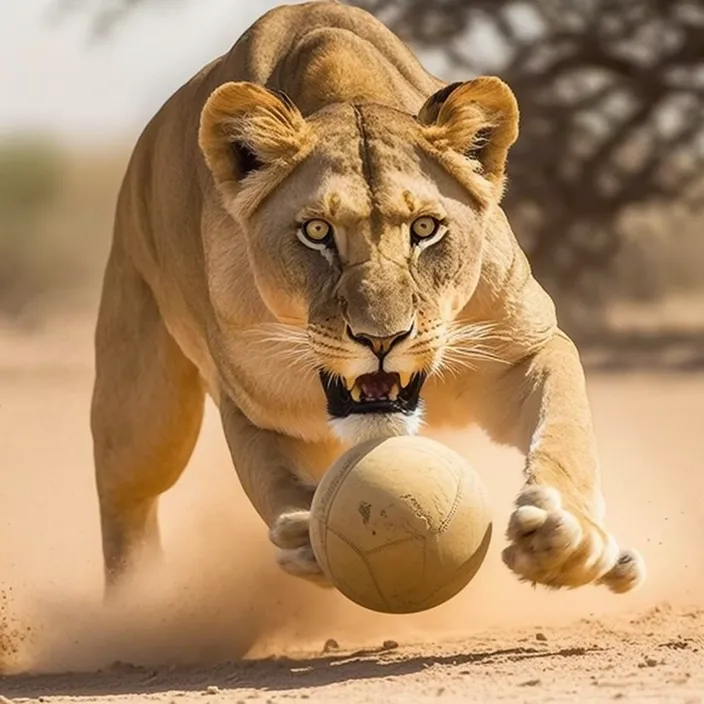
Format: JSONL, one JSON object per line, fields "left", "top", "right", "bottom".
{"left": 1, "top": 0, "right": 703, "bottom": 356}
{"left": 1, "top": 0, "right": 703, "bottom": 677}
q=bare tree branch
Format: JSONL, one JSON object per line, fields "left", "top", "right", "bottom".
{"left": 61, "top": 0, "right": 704, "bottom": 299}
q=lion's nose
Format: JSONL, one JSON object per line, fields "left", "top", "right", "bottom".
{"left": 346, "top": 325, "right": 414, "bottom": 359}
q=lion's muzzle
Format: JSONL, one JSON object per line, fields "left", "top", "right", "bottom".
{"left": 319, "top": 369, "right": 427, "bottom": 418}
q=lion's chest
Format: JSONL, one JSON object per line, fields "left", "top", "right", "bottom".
{"left": 421, "top": 374, "right": 479, "bottom": 429}
{"left": 214, "top": 342, "right": 332, "bottom": 442}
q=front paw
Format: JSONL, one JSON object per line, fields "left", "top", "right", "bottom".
{"left": 269, "top": 510, "right": 332, "bottom": 587}
{"left": 502, "top": 485, "right": 645, "bottom": 592}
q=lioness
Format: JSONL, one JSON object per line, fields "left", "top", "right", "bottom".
{"left": 92, "top": 0, "right": 644, "bottom": 595}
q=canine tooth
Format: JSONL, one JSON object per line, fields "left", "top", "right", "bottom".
{"left": 388, "top": 383, "right": 400, "bottom": 401}
{"left": 398, "top": 372, "right": 413, "bottom": 388}
{"left": 350, "top": 385, "right": 362, "bottom": 402}
{"left": 343, "top": 376, "right": 356, "bottom": 390}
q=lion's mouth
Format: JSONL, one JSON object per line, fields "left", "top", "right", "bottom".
{"left": 319, "top": 370, "right": 427, "bottom": 417}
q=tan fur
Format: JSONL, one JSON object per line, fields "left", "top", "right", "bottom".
{"left": 92, "top": 1, "right": 644, "bottom": 595}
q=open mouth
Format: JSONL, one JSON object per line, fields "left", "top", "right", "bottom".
{"left": 319, "top": 369, "right": 427, "bottom": 418}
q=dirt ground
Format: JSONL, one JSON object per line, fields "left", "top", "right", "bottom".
{"left": 1, "top": 315, "right": 703, "bottom": 703}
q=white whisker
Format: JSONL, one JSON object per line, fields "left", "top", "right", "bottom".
{"left": 423, "top": 319, "right": 513, "bottom": 380}
{"left": 444, "top": 347, "right": 509, "bottom": 365}
{"left": 238, "top": 323, "right": 324, "bottom": 377}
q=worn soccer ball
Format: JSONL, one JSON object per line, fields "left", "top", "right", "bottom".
{"left": 310, "top": 435, "right": 492, "bottom": 613}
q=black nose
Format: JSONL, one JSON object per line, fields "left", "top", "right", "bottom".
{"left": 346, "top": 325, "right": 413, "bottom": 359}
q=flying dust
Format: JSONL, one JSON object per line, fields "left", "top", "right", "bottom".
{"left": 0, "top": 320, "right": 702, "bottom": 675}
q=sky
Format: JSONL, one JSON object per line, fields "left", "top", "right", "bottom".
{"left": 0, "top": 0, "right": 469, "bottom": 147}
{"left": 0, "top": 0, "right": 312, "bottom": 143}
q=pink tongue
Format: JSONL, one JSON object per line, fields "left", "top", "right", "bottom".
{"left": 357, "top": 372, "right": 397, "bottom": 400}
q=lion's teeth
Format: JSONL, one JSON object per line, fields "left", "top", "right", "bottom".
{"left": 398, "top": 372, "right": 413, "bottom": 388}
{"left": 350, "top": 384, "right": 362, "bottom": 402}
{"left": 388, "top": 383, "right": 400, "bottom": 401}
{"left": 343, "top": 376, "right": 356, "bottom": 390}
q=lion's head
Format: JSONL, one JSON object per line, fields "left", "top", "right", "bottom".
{"left": 199, "top": 77, "right": 519, "bottom": 442}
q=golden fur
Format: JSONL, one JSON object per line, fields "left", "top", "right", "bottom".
{"left": 92, "top": 0, "right": 644, "bottom": 594}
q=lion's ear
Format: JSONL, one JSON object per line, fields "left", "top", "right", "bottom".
{"left": 418, "top": 77, "right": 519, "bottom": 186}
{"left": 199, "top": 82, "right": 314, "bottom": 186}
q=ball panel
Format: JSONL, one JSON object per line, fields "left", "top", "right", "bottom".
{"left": 363, "top": 535, "right": 427, "bottom": 613}
{"left": 323, "top": 527, "right": 390, "bottom": 612}
{"left": 415, "top": 522, "right": 493, "bottom": 612}
{"left": 320, "top": 440, "right": 462, "bottom": 553}
{"left": 310, "top": 436, "right": 493, "bottom": 614}
{"left": 364, "top": 522, "right": 493, "bottom": 614}
{"left": 308, "top": 514, "right": 330, "bottom": 579}
{"left": 310, "top": 440, "right": 378, "bottom": 524}
{"left": 437, "top": 464, "right": 493, "bottom": 556}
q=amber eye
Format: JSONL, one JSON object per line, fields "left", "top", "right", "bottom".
{"left": 410, "top": 216, "right": 441, "bottom": 242}
{"left": 300, "top": 219, "right": 333, "bottom": 247}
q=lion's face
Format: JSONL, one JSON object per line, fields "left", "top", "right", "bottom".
{"left": 199, "top": 79, "right": 519, "bottom": 441}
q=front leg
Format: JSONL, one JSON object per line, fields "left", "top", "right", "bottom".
{"left": 477, "top": 331, "right": 645, "bottom": 593}
{"left": 220, "top": 397, "right": 336, "bottom": 586}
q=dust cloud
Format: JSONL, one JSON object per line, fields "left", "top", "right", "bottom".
{"left": 1, "top": 318, "right": 702, "bottom": 675}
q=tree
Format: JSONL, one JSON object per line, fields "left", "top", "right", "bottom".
{"left": 357, "top": 0, "right": 704, "bottom": 299}
{"left": 49, "top": 0, "right": 150, "bottom": 36}
{"left": 58, "top": 0, "right": 704, "bottom": 300}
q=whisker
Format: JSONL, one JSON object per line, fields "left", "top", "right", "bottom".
{"left": 446, "top": 320, "right": 509, "bottom": 337}
{"left": 446, "top": 332, "right": 512, "bottom": 348}
{"left": 440, "top": 355, "right": 477, "bottom": 373}
{"left": 444, "top": 348, "right": 509, "bottom": 366}
{"left": 444, "top": 345, "right": 508, "bottom": 360}
{"left": 250, "top": 337, "right": 311, "bottom": 348}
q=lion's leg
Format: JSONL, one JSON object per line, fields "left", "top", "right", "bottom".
{"left": 474, "top": 331, "right": 645, "bottom": 593}
{"left": 219, "top": 397, "right": 338, "bottom": 586}
{"left": 91, "top": 243, "right": 205, "bottom": 593}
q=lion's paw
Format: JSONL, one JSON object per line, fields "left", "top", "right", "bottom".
{"left": 269, "top": 510, "right": 311, "bottom": 550}
{"left": 596, "top": 548, "right": 646, "bottom": 594}
{"left": 502, "top": 485, "right": 645, "bottom": 592}
{"left": 269, "top": 511, "right": 332, "bottom": 587}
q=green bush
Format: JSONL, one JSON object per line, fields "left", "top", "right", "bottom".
{"left": 0, "top": 136, "right": 65, "bottom": 316}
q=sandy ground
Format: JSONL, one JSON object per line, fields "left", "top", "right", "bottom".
{"left": 1, "top": 316, "right": 703, "bottom": 703}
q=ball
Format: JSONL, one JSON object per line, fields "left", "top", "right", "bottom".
{"left": 310, "top": 435, "right": 492, "bottom": 614}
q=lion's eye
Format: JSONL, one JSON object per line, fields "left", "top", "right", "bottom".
{"left": 410, "top": 216, "right": 442, "bottom": 245}
{"left": 299, "top": 219, "right": 333, "bottom": 248}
